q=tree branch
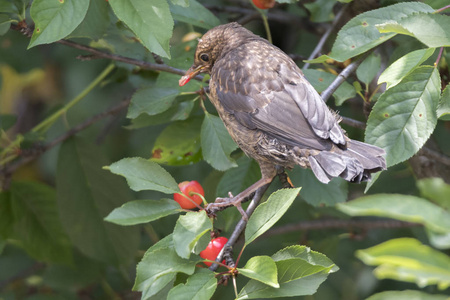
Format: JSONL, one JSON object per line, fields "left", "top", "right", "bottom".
{"left": 303, "top": 4, "right": 348, "bottom": 70}
{"left": 263, "top": 218, "right": 421, "bottom": 238}
{"left": 209, "top": 181, "right": 272, "bottom": 271}
{"left": 57, "top": 40, "right": 201, "bottom": 79}
{"left": 321, "top": 51, "right": 372, "bottom": 102}
{"left": 10, "top": 23, "right": 203, "bottom": 81}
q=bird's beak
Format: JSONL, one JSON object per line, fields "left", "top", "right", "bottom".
{"left": 179, "top": 65, "right": 205, "bottom": 86}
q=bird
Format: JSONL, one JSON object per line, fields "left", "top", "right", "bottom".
{"left": 179, "top": 22, "right": 386, "bottom": 210}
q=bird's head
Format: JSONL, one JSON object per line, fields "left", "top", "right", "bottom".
{"left": 179, "top": 22, "right": 253, "bottom": 86}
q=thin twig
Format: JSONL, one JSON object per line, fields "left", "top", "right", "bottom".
{"left": 435, "top": 47, "right": 444, "bottom": 67}
{"left": 321, "top": 51, "right": 372, "bottom": 102}
{"left": 57, "top": 40, "right": 202, "bottom": 79}
{"left": 263, "top": 218, "right": 421, "bottom": 238}
{"left": 10, "top": 24, "right": 203, "bottom": 81}
{"left": 235, "top": 12, "right": 260, "bottom": 25}
{"left": 340, "top": 116, "right": 366, "bottom": 130}
{"left": 303, "top": 4, "right": 348, "bottom": 70}
{"left": 209, "top": 181, "right": 272, "bottom": 271}
{"left": 420, "top": 147, "right": 450, "bottom": 166}
{"left": 1, "top": 98, "right": 131, "bottom": 179}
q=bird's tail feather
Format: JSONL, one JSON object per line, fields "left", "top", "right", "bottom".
{"left": 307, "top": 140, "right": 386, "bottom": 184}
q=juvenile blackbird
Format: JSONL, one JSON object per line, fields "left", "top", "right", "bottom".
{"left": 180, "top": 23, "right": 386, "bottom": 207}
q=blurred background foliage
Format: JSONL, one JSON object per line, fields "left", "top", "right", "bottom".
{"left": 0, "top": 0, "right": 450, "bottom": 299}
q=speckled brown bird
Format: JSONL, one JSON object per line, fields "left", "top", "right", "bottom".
{"left": 180, "top": 23, "right": 386, "bottom": 205}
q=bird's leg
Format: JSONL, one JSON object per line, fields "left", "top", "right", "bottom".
{"left": 206, "top": 162, "right": 277, "bottom": 220}
{"left": 206, "top": 177, "right": 273, "bottom": 220}
{"left": 276, "top": 166, "right": 294, "bottom": 188}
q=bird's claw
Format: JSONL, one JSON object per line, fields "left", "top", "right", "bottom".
{"left": 206, "top": 193, "right": 248, "bottom": 221}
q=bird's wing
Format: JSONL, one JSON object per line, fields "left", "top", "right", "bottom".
{"left": 212, "top": 42, "right": 346, "bottom": 150}
{"left": 281, "top": 64, "right": 346, "bottom": 146}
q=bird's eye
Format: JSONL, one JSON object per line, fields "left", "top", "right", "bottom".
{"left": 200, "top": 53, "right": 209, "bottom": 62}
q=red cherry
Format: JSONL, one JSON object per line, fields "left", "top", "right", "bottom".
{"left": 173, "top": 181, "right": 204, "bottom": 209}
{"left": 252, "top": 0, "right": 275, "bottom": 9}
{"left": 199, "top": 237, "right": 228, "bottom": 267}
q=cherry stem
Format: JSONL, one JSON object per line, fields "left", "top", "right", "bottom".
{"left": 232, "top": 274, "right": 238, "bottom": 298}
{"left": 435, "top": 47, "right": 444, "bottom": 67}
{"left": 435, "top": 4, "right": 450, "bottom": 14}
{"left": 190, "top": 191, "right": 208, "bottom": 206}
{"left": 179, "top": 192, "right": 204, "bottom": 210}
{"left": 203, "top": 259, "right": 230, "bottom": 269}
{"left": 235, "top": 244, "right": 246, "bottom": 267}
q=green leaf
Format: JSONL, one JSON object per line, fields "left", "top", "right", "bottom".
{"left": 170, "top": 0, "right": 189, "bottom": 7}
{"left": 201, "top": 113, "right": 238, "bottom": 171}
{"left": 133, "top": 247, "right": 197, "bottom": 296}
{"left": 245, "top": 188, "right": 301, "bottom": 245}
{"left": 29, "top": 0, "right": 89, "bottom": 48}
{"left": 356, "top": 238, "right": 450, "bottom": 290}
{"left": 216, "top": 156, "right": 260, "bottom": 198}
{"left": 173, "top": 211, "right": 212, "bottom": 259}
{"left": 167, "top": 269, "right": 217, "bottom": 300}
{"left": 366, "top": 290, "right": 450, "bottom": 300}
{"left": 146, "top": 275, "right": 176, "bottom": 300}
{"left": 91, "top": 25, "right": 150, "bottom": 61}
{"left": 289, "top": 168, "right": 348, "bottom": 207}
{"left": 7, "top": 181, "right": 72, "bottom": 264}
{"left": 108, "top": 0, "right": 173, "bottom": 58}
{"left": 56, "top": 137, "right": 139, "bottom": 265}
{"left": 365, "top": 66, "right": 440, "bottom": 167}
{"left": 303, "top": 0, "right": 335, "bottom": 23}
{"left": 376, "top": 13, "right": 450, "bottom": 48}
{"left": 0, "top": 1, "right": 17, "bottom": 14}
{"left": 337, "top": 194, "right": 450, "bottom": 233}
{"left": 68, "top": 0, "right": 110, "bottom": 40}
{"left": 426, "top": 229, "right": 450, "bottom": 250}
{"left": 275, "top": 258, "right": 331, "bottom": 283}
{"left": 104, "top": 199, "right": 181, "bottom": 226}
{"left": 238, "top": 256, "right": 279, "bottom": 288}
{"left": 169, "top": 0, "right": 220, "bottom": 29}
{"left": 150, "top": 117, "right": 202, "bottom": 166}
{"left": 271, "top": 245, "right": 339, "bottom": 273}
{"left": 0, "top": 114, "right": 17, "bottom": 130}
{"left": 149, "top": 234, "right": 175, "bottom": 253}
{"left": 312, "top": 2, "right": 434, "bottom": 62}
{"left": 356, "top": 52, "right": 381, "bottom": 87}
{"left": 128, "top": 101, "right": 195, "bottom": 128}
{"left": 0, "top": 14, "right": 12, "bottom": 36}
{"left": 237, "top": 272, "right": 329, "bottom": 299}
{"left": 107, "top": 157, "right": 180, "bottom": 194}
{"left": 378, "top": 48, "right": 435, "bottom": 89}
{"left": 237, "top": 245, "right": 337, "bottom": 299}
{"left": 143, "top": 274, "right": 176, "bottom": 300}
{"left": 193, "top": 229, "right": 211, "bottom": 255}
{"left": 437, "top": 84, "right": 450, "bottom": 120}
{"left": 417, "top": 177, "right": 450, "bottom": 211}
{"left": 127, "top": 87, "right": 179, "bottom": 119}
{"left": 303, "top": 69, "right": 356, "bottom": 106}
